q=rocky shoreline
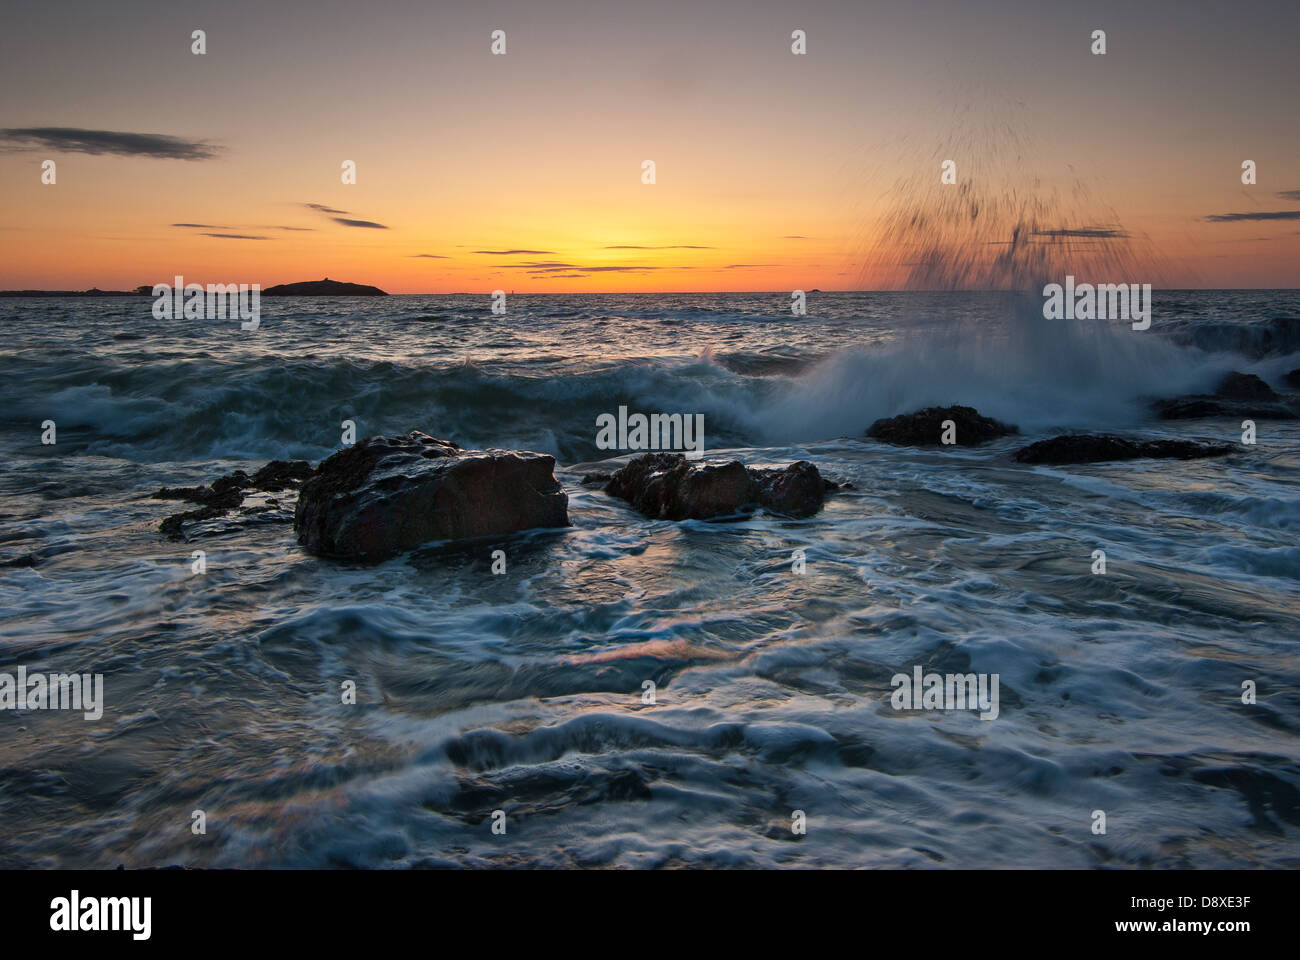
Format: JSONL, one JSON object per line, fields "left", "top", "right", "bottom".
{"left": 151, "top": 368, "right": 1297, "bottom": 560}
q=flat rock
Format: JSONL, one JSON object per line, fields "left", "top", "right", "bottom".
{"left": 294, "top": 431, "right": 569, "bottom": 560}
{"left": 153, "top": 461, "right": 313, "bottom": 541}
{"left": 1014, "top": 434, "right": 1235, "bottom": 465}
{"left": 866, "top": 405, "right": 1018, "bottom": 447}
{"left": 605, "top": 453, "right": 827, "bottom": 520}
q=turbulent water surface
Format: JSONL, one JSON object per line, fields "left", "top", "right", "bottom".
{"left": 2, "top": 291, "right": 1298, "bottom": 868}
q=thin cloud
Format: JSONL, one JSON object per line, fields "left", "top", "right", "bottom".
{"left": 722, "top": 263, "right": 780, "bottom": 269}
{"left": 269, "top": 225, "right": 315, "bottom": 231}
{"left": 782, "top": 235, "right": 812, "bottom": 239}
{"left": 499, "top": 262, "right": 660, "bottom": 273}
{"left": 172, "top": 223, "right": 228, "bottom": 229}
{"left": 574, "top": 265, "right": 660, "bottom": 272}
{"left": 332, "top": 218, "right": 388, "bottom": 229}
{"left": 410, "top": 253, "right": 449, "bottom": 258}
{"left": 474, "top": 249, "right": 555, "bottom": 255}
{"left": 1033, "top": 227, "right": 1129, "bottom": 238}
{"left": 496, "top": 262, "right": 578, "bottom": 269}
{"left": 1277, "top": 190, "right": 1300, "bottom": 201}
{"left": 603, "top": 244, "right": 715, "bottom": 250}
{"left": 303, "top": 203, "right": 348, "bottom": 214}
{"left": 1204, "top": 211, "right": 1300, "bottom": 223}
{"left": 0, "top": 127, "right": 221, "bottom": 159}
{"left": 202, "top": 233, "right": 270, "bottom": 240}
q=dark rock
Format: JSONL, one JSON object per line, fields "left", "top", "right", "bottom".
{"left": 159, "top": 506, "right": 228, "bottom": 540}
{"left": 1015, "top": 434, "right": 1235, "bottom": 465}
{"left": 749, "top": 461, "right": 828, "bottom": 517}
{"left": 866, "top": 405, "right": 1018, "bottom": 447}
{"left": 1215, "top": 372, "right": 1278, "bottom": 402}
{"left": 579, "top": 472, "right": 613, "bottom": 486}
{"left": 154, "top": 461, "right": 313, "bottom": 541}
{"left": 1157, "top": 398, "right": 1296, "bottom": 420}
{"left": 251, "top": 459, "right": 315, "bottom": 490}
{"left": 605, "top": 453, "right": 826, "bottom": 520}
{"left": 1285, "top": 369, "right": 1300, "bottom": 389}
{"left": 606, "top": 454, "right": 750, "bottom": 521}
{"left": 152, "top": 471, "right": 251, "bottom": 509}
{"left": 261, "top": 278, "right": 387, "bottom": 296}
{"left": 1153, "top": 370, "right": 1297, "bottom": 420}
{"left": 294, "top": 431, "right": 569, "bottom": 560}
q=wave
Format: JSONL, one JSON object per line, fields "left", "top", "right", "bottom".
{"left": 3, "top": 295, "right": 1296, "bottom": 464}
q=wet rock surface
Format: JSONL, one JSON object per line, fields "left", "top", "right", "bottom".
{"left": 153, "top": 460, "right": 313, "bottom": 541}
{"left": 294, "top": 431, "right": 569, "bottom": 560}
{"left": 866, "top": 405, "right": 1018, "bottom": 447}
{"left": 605, "top": 452, "right": 829, "bottom": 520}
{"left": 1014, "top": 434, "right": 1236, "bottom": 465}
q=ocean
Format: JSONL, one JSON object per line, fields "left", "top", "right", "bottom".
{"left": 1, "top": 290, "right": 1298, "bottom": 868}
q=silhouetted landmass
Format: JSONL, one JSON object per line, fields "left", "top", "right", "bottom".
{"left": 262, "top": 277, "right": 387, "bottom": 296}
{"left": 0, "top": 287, "right": 147, "bottom": 297}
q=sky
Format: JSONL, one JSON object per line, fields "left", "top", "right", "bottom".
{"left": 1, "top": 0, "right": 1297, "bottom": 292}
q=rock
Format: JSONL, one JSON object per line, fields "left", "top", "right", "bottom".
{"left": 153, "top": 471, "right": 251, "bottom": 509}
{"left": 1154, "top": 371, "right": 1297, "bottom": 420}
{"left": 866, "top": 405, "right": 1017, "bottom": 446}
{"left": 153, "top": 460, "right": 314, "bottom": 541}
{"left": 1214, "top": 372, "right": 1278, "bottom": 402}
{"left": 1014, "top": 434, "right": 1235, "bottom": 465}
{"left": 749, "top": 461, "right": 829, "bottom": 517}
{"left": 261, "top": 278, "right": 387, "bottom": 296}
{"left": 251, "top": 459, "right": 316, "bottom": 490}
{"left": 604, "top": 453, "right": 827, "bottom": 520}
{"left": 1284, "top": 369, "right": 1300, "bottom": 389}
{"left": 294, "top": 431, "right": 569, "bottom": 560}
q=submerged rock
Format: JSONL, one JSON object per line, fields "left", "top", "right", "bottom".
{"left": 153, "top": 461, "right": 314, "bottom": 541}
{"left": 866, "top": 405, "right": 1018, "bottom": 447}
{"left": 1284, "top": 369, "right": 1300, "bottom": 389}
{"left": 294, "top": 431, "right": 569, "bottom": 560}
{"left": 1154, "top": 371, "right": 1297, "bottom": 420}
{"left": 605, "top": 452, "right": 828, "bottom": 520}
{"left": 1014, "top": 434, "right": 1235, "bottom": 465}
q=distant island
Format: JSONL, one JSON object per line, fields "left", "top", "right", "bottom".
{"left": 0, "top": 287, "right": 146, "bottom": 298}
{"left": 1, "top": 278, "right": 388, "bottom": 297}
{"left": 262, "top": 278, "right": 387, "bottom": 296}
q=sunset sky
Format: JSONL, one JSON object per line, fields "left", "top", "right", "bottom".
{"left": 2, "top": 0, "right": 1297, "bottom": 292}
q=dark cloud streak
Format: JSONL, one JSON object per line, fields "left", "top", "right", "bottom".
{"left": 1204, "top": 211, "right": 1300, "bottom": 222}
{"left": 0, "top": 127, "right": 220, "bottom": 159}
